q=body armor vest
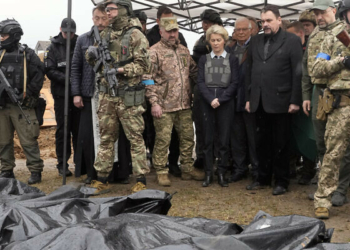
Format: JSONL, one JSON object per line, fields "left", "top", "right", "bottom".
{"left": 204, "top": 54, "right": 231, "bottom": 88}
{"left": 108, "top": 27, "right": 136, "bottom": 66}
{"left": 0, "top": 47, "right": 24, "bottom": 92}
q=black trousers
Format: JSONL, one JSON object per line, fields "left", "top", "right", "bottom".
{"left": 201, "top": 98, "right": 233, "bottom": 174}
{"left": 53, "top": 96, "right": 80, "bottom": 169}
{"left": 108, "top": 123, "right": 133, "bottom": 182}
{"left": 255, "top": 104, "right": 291, "bottom": 188}
{"left": 74, "top": 99, "right": 96, "bottom": 179}
{"left": 192, "top": 85, "right": 204, "bottom": 161}
{"left": 230, "top": 111, "right": 258, "bottom": 179}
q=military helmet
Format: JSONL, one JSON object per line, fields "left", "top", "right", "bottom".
{"left": 0, "top": 19, "right": 23, "bottom": 49}
{"left": 339, "top": 0, "right": 350, "bottom": 24}
{"left": 200, "top": 9, "right": 223, "bottom": 25}
{"left": 104, "top": 0, "right": 133, "bottom": 16}
{"left": 134, "top": 10, "right": 147, "bottom": 22}
{"left": 299, "top": 10, "right": 317, "bottom": 26}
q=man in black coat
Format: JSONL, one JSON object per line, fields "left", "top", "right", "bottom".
{"left": 70, "top": 5, "right": 109, "bottom": 183}
{"left": 227, "top": 17, "right": 258, "bottom": 183}
{"left": 245, "top": 5, "right": 302, "bottom": 195}
{"left": 146, "top": 6, "right": 187, "bottom": 48}
{"left": 45, "top": 18, "right": 79, "bottom": 177}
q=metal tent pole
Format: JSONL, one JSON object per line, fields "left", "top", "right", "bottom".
{"left": 62, "top": 0, "right": 72, "bottom": 185}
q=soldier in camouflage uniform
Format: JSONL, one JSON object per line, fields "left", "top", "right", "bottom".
{"left": 304, "top": 0, "right": 350, "bottom": 207}
{"left": 299, "top": 10, "right": 317, "bottom": 44}
{"left": 86, "top": 0, "right": 150, "bottom": 194}
{"left": 145, "top": 17, "right": 205, "bottom": 186}
{"left": 311, "top": 0, "right": 350, "bottom": 219}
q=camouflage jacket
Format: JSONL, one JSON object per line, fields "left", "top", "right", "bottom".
{"left": 145, "top": 38, "right": 197, "bottom": 113}
{"left": 86, "top": 17, "right": 150, "bottom": 89}
{"left": 302, "top": 21, "right": 342, "bottom": 101}
{"left": 312, "top": 21, "right": 350, "bottom": 90}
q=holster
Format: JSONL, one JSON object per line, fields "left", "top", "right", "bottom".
{"left": 322, "top": 88, "right": 334, "bottom": 114}
{"left": 316, "top": 91, "right": 327, "bottom": 121}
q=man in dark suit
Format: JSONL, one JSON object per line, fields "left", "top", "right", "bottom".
{"left": 245, "top": 5, "right": 303, "bottom": 195}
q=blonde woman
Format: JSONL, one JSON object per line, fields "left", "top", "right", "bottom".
{"left": 197, "top": 25, "right": 239, "bottom": 187}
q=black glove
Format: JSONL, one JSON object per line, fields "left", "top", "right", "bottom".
{"left": 87, "top": 46, "right": 100, "bottom": 60}
{"left": 343, "top": 56, "right": 350, "bottom": 69}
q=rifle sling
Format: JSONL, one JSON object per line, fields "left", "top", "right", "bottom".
{"left": 23, "top": 51, "right": 27, "bottom": 100}
{"left": 0, "top": 50, "right": 5, "bottom": 63}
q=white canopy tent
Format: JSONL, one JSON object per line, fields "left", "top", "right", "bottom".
{"left": 128, "top": 0, "right": 341, "bottom": 33}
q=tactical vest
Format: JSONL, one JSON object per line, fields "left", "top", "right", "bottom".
{"left": 0, "top": 46, "right": 25, "bottom": 92}
{"left": 204, "top": 54, "right": 231, "bottom": 88}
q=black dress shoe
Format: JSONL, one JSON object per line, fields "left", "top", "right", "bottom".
{"left": 0, "top": 171, "right": 15, "bottom": 179}
{"left": 229, "top": 173, "right": 246, "bottom": 183}
{"left": 218, "top": 174, "right": 228, "bottom": 187}
{"left": 28, "top": 172, "right": 41, "bottom": 185}
{"left": 194, "top": 158, "right": 204, "bottom": 169}
{"left": 168, "top": 164, "right": 182, "bottom": 177}
{"left": 58, "top": 168, "right": 73, "bottom": 177}
{"left": 84, "top": 177, "right": 92, "bottom": 184}
{"left": 136, "top": 175, "right": 147, "bottom": 185}
{"left": 272, "top": 186, "right": 287, "bottom": 195}
{"left": 246, "top": 181, "right": 264, "bottom": 190}
{"left": 117, "top": 177, "right": 130, "bottom": 184}
{"left": 202, "top": 173, "right": 213, "bottom": 187}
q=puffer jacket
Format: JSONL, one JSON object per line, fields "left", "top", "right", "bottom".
{"left": 71, "top": 27, "right": 95, "bottom": 97}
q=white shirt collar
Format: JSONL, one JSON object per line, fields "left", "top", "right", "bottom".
{"left": 210, "top": 50, "right": 227, "bottom": 59}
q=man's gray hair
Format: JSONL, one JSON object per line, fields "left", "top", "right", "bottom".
{"left": 235, "top": 17, "right": 252, "bottom": 29}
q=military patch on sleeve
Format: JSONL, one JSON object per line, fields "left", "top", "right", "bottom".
{"left": 44, "top": 50, "right": 49, "bottom": 59}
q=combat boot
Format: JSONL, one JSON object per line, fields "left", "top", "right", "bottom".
{"left": 315, "top": 207, "right": 329, "bottom": 219}
{"left": 28, "top": 172, "right": 41, "bottom": 185}
{"left": 181, "top": 168, "right": 205, "bottom": 181}
{"left": 90, "top": 177, "right": 111, "bottom": 196}
{"left": 131, "top": 175, "right": 147, "bottom": 193}
{"left": 157, "top": 174, "right": 171, "bottom": 186}
{"left": 0, "top": 171, "right": 15, "bottom": 179}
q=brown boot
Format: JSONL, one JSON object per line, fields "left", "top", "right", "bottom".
{"left": 90, "top": 179, "right": 111, "bottom": 196}
{"left": 157, "top": 174, "right": 171, "bottom": 186}
{"left": 315, "top": 207, "right": 329, "bottom": 219}
{"left": 181, "top": 168, "right": 205, "bottom": 181}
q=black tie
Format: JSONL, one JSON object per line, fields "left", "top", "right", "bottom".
{"left": 264, "top": 38, "right": 270, "bottom": 60}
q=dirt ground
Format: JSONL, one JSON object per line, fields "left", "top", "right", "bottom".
{"left": 12, "top": 128, "right": 350, "bottom": 244}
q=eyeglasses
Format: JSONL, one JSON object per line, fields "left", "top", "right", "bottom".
{"left": 235, "top": 28, "right": 250, "bottom": 32}
{"left": 105, "top": 7, "right": 118, "bottom": 12}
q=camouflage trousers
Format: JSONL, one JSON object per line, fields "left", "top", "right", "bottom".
{"left": 94, "top": 93, "right": 149, "bottom": 178}
{"left": 0, "top": 103, "right": 43, "bottom": 172}
{"left": 153, "top": 109, "right": 194, "bottom": 174}
{"left": 314, "top": 105, "right": 350, "bottom": 209}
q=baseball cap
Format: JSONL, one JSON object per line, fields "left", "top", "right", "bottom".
{"left": 310, "top": 0, "right": 335, "bottom": 11}
{"left": 160, "top": 17, "right": 179, "bottom": 31}
{"left": 61, "top": 18, "right": 76, "bottom": 33}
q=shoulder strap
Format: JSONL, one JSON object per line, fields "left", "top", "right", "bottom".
{"left": 23, "top": 50, "right": 27, "bottom": 99}
{"left": 205, "top": 53, "right": 212, "bottom": 75}
{"left": 0, "top": 50, "right": 5, "bottom": 63}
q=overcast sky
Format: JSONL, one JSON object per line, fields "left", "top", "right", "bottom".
{"left": 0, "top": 0, "right": 234, "bottom": 53}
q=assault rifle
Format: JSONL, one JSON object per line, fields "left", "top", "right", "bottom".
{"left": 92, "top": 25, "right": 118, "bottom": 96}
{"left": 0, "top": 68, "right": 31, "bottom": 124}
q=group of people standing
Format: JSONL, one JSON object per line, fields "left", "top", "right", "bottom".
{"left": 1, "top": 0, "right": 350, "bottom": 219}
